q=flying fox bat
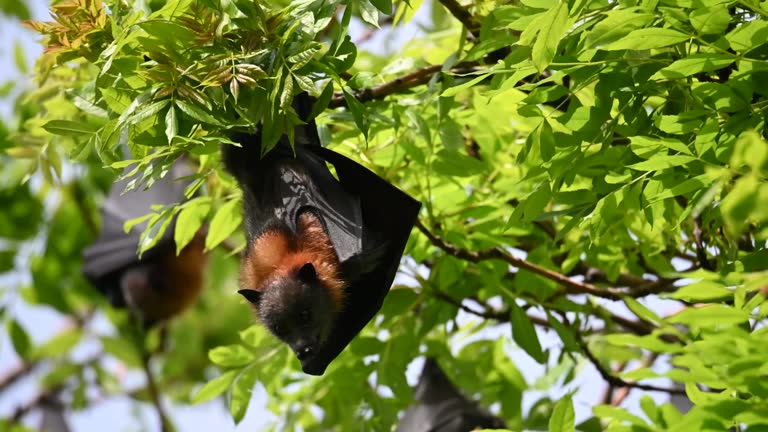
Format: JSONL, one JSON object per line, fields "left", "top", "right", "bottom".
{"left": 223, "top": 93, "right": 421, "bottom": 375}
{"left": 82, "top": 159, "right": 207, "bottom": 327}
{"left": 397, "top": 358, "right": 507, "bottom": 432}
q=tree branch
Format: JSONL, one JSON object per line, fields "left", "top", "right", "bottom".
{"left": 431, "top": 290, "right": 550, "bottom": 328}
{"left": 140, "top": 345, "right": 172, "bottom": 432}
{"left": 330, "top": 64, "right": 444, "bottom": 108}
{"left": 436, "top": 0, "right": 480, "bottom": 36}
{"left": 0, "top": 362, "right": 40, "bottom": 395}
{"left": 578, "top": 338, "right": 684, "bottom": 395}
{"left": 10, "top": 386, "right": 64, "bottom": 423}
{"left": 1, "top": 311, "right": 94, "bottom": 396}
{"left": 415, "top": 220, "right": 633, "bottom": 301}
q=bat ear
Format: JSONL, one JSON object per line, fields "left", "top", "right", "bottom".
{"left": 298, "top": 262, "right": 317, "bottom": 283}
{"left": 238, "top": 289, "right": 262, "bottom": 304}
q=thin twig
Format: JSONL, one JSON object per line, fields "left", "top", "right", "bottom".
{"left": 0, "top": 362, "right": 40, "bottom": 394}
{"left": 8, "top": 352, "right": 102, "bottom": 423}
{"left": 436, "top": 0, "right": 480, "bottom": 36}
{"left": 140, "top": 344, "right": 172, "bottom": 432}
{"left": 11, "top": 386, "right": 63, "bottom": 423}
{"left": 71, "top": 181, "right": 99, "bottom": 236}
{"left": 415, "top": 220, "right": 630, "bottom": 301}
{"left": 432, "top": 290, "right": 551, "bottom": 328}
{"left": 600, "top": 361, "right": 628, "bottom": 405}
{"left": 579, "top": 338, "right": 684, "bottom": 395}
{"left": 0, "top": 311, "right": 94, "bottom": 395}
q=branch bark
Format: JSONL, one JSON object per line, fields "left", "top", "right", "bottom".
{"left": 579, "top": 338, "right": 683, "bottom": 395}
{"left": 415, "top": 220, "right": 632, "bottom": 301}
{"left": 141, "top": 350, "right": 173, "bottom": 432}
{"left": 436, "top": 0, "right": 480, "bottom": 36}
{"left": 330, "top": 64, "right": 444, "bottom": 108}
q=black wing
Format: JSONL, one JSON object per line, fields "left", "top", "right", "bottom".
{"left": 81, "top": 160, "right": 193, "bottom": 294}
{"left": 300, "top": 145, "right": 421, "bottom": 375}
{"left": 397, "top": 358, "right": 507, "bottom": 432}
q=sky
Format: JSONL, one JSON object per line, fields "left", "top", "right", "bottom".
{"left": 0, "top": 1, "right": 685, "bottom": 431}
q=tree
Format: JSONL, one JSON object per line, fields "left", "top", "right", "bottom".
{"left": 2, "top": 0, "right": 768, "bottom": 430}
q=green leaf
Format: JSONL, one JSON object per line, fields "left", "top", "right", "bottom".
{"left": 100, "top": 336, "right": 141, "bottom": 368}
{"left": 165, "top": 105, "right": 177, "bottom": 144}
{"left": 0, "top": 81, "right": 13, "bottom": 97}
{"left": 205, "top": 198, "right": 242, "bottom": 251}
{"left": 176, "top": 100, "right": 223, "bottom": 126}
{"left": 667, "top": 280, "right": 732, "bottom": 303}
{"left": 342, "top": 88, "right": 369, "bottom": 140}
{"left": 549, "top": 395, "right": 576, "bottom": 432}
{"left": 534, "top": 119, "right": 556, "bottom": 162}
{"left": 731, "top": 131, "right": 768, "bottom": 172}
{"left": 175, "top": 197, "right": 210, "bottom": 254}
{"left": 721, "top": 176, "right": 759, "bottom": 236}
{"left": 42, "top": 120, "right": 99, "bottom": 137}
{"left": 531, "top": 1, "right": 569, "bottom": 71}
{"left": 725, "top": 19, "right": 768, "bottom": 52}
{"left": 546, "top": 312, "right": 579, "bottom": 351}
{"left": 209, "top": 344, "right": 255, "bottom": 368}
{"left": 510, "top": 302, "right": 546, "bottom": 363}
{"left": 287, "top": 47, "right": 319, "bottom": 71}
{"left": 280, "top": 75, "right": 294, "bottom": 109}
{"left": 665, "top": 305, "right": 749, "bottom": 327}
{"left": 438, "top": 118, "right": 464, "bottom": 152}
{"left": 584, "top": 9, "right": 654, "bottom": 49}
{"left": 639, "top": 395, "right": 659, "bottom": 424}
{"left": 369, "top": 0, "right": 392, "bottom": 14}
{"left": 650, "top": 54, "right": 735, "bottom": 80}
{"left": 14, "top": 40, "right": 27, "bottom": 74}
{"left": 433, "top": 149, "right": 486, "bottom": 177}
{"left": 690, "top": 7, "right": 731, "bottom": 35}
{"left": 646, "top": 174, "right": 716, "bottom": 203}
{"left": 191, "top": 370, "right": 238, "bottom": 404}
{"left": 32, "top": 329, "right": 83, "bottom": 359}
{"left": 493, "top": 338, "right": 528, "bottom": 389}
{"left": 593, "top": 404, "right": 650, "bottom": 426}
{"left": 239, "top": 325, "right": 271, "bottom": 349}
{"left": 441, "top": 73, "right": 492, "bottom": 97}
{"left": 126, "top": 100, "right": 169, "bottom": 125}
{"left": 8, "top": 319, "right": 32, "bottom": 361}
{"left": 1, "top": 0, "right": 30, "bottom": 19}
{"left": 358, "top": 0, "right": 381, "bottom": 28}
{"left": 602, "top": 28, "right": 690, "bottom": 50}
{"left": 627, "top": 155, "right": 696, "bottom": 171}
{"left": 623, "top": 297, "right": 661, "bottom": 326}
{"left": 293, "top": 74, "right": 316, "bottom": 94}
{"left": 230, "top": 366, "right": 259, "bottom": 424}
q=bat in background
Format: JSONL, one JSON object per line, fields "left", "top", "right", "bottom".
{"left": 397, "top": 357, "right": 507, "bottom": 432}
{"left": 82, "top": 160, "right": 207, "bottom": 328}
{"left": 223, "top": 93, "right": 421, "bottom": 375}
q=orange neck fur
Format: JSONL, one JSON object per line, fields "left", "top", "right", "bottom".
{"left": 240, "top": 212, "right": 346, "bottom": 312}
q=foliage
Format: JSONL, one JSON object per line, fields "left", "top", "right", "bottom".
{"left": 2, "top": 0, "right": 768, "bottom": 430}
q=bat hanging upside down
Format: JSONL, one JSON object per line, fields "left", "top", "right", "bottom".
{"left": 397, "top": 358, "right": 507, "bottom": 432}
{"left": 223, "top": 93, "right": 421, "bottom": 375}
{"left": 82, "top": 160, "right": 208, "bottom": 328}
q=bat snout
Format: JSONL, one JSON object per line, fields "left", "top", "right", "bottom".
{"left": 292, "top": 339, "right": 317, "bottom": 360}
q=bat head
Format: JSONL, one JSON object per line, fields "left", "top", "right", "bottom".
{"left": 238, "top": 262, "right": 336, "bottom": 364}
